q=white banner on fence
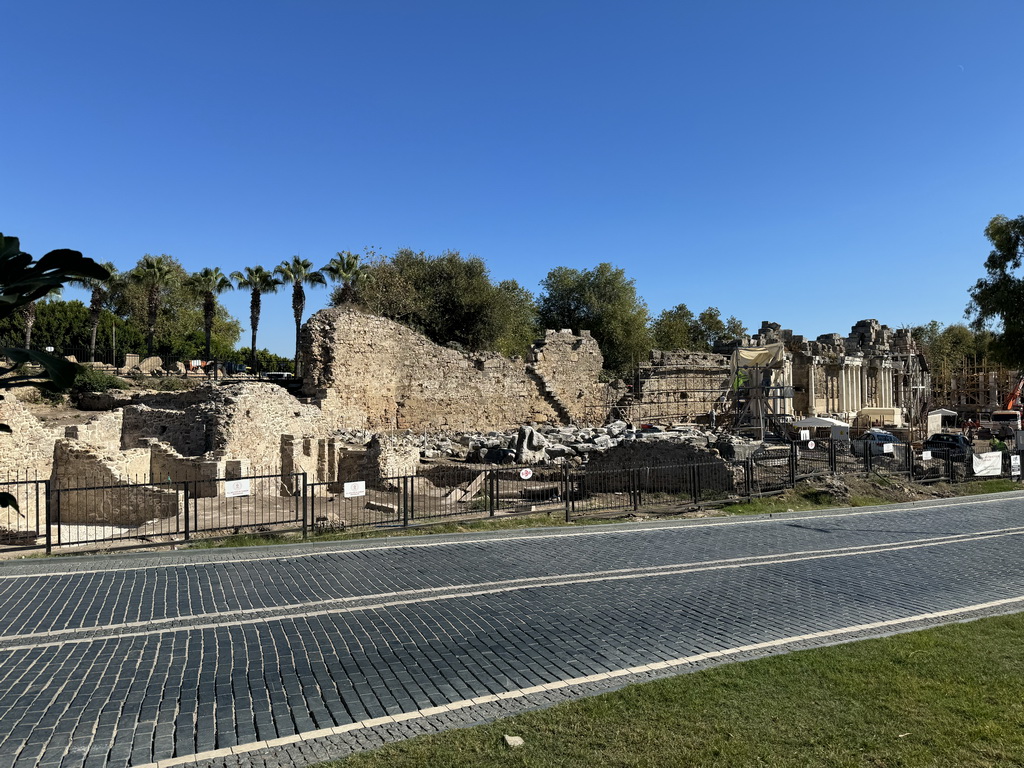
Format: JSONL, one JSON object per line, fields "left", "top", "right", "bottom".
{"left": 922, "top": 450, "right": 932, "bottom": 461}
{"left": 1012, "top": 455, "right": 1021, "bottom": 476}
{"left": 224, "top": 479, "right": 251, "bottom": 498}
{"left": 973, "top": 452, "right": 1003, "bottom": 477}
{"left": 882, "top": 442, "right": 894, "bottom": 454}
{"left": 344, "top": 481, "right": 366, "bottom": 498}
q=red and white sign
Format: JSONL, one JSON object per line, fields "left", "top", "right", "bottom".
{"left": 519, "top": 468, "right": 534, "bottom": 480}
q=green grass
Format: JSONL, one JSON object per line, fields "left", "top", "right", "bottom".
{"left": 318, "top": 612, "right": 1024, "bottom": 767}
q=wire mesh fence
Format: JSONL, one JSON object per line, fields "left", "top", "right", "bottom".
{"left": 0, "top": 441, "right": 1018, "bottom": 555}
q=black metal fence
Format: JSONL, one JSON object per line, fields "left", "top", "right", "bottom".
{"left": 0, "top": 441, "right": 1016, "bottom": 555}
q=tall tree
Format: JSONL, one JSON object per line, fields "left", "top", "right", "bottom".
{"left": 322, "top": 251, "right": 365, "bottom": 305}
{"left": 537, "top": 263, "right": 652, "bottom": 375}
{"left": 275, "top": 256, "right": 326, "bottom": 373}
{"left": 18, "top": 289, "right": 60, "bottom": 349}
{"left": 128, "top": 254, "right": 176, "bottom": 356}
{"left": 231, "top": 266, "right": 282, "bottom": 373}
{"left": 189, "top": 267, "right": 234, "bottom": 361}
{"left": 651, "top": 304, "right": 698, "bottom": 350}
{"left": 68, "top": 262, "right": 117, "bottom": 362}
{"left": 967, "top": 214, "right": 1024, "bottom": 365}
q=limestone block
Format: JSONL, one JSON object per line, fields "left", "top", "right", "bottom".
{"left": 139, "top": 356, "right": 162, "bottom": 373}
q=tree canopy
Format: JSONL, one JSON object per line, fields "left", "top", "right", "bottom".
{"left": 651, "top": 304, "right": 747, "bottom": 353}
{"left": 334, "top": 248, "right": 538, "bottom": 358}
{"left": 537, "top": 263, "right": 652, "bottom": 376}
{"left": 967, "top": 214, "right": 1024, "bottom": 365}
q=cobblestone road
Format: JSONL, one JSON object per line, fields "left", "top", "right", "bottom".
{"left": 2, "top": 493, "right": 1024, "bottom": 767}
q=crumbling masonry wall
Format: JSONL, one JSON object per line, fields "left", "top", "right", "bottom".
{"left": 299, "top": 308, "right": 609, "bottom": 431}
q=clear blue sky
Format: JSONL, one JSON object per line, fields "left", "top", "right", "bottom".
{"left": 5, "top": 1, "right": 1023, "bottom": 357}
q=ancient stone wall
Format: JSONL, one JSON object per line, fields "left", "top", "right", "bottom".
{"left": 0, "top": 397, "right": 60, "bottom": 483}
{"left": 51, "top": 440, "right": 177, "bottom": 525}
{"left": 299, "top": 308, "right": 588, "bottom": 431}
{"left": 63, "top": 411, "right": 124, "bottom": 452}
{"left": 527, "top": 330, "right": 607, "bottom": 424}
{"left": 121, "top": 404, "right": 209, "bottom": 454}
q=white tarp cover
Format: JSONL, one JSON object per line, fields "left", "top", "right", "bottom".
{"left": 792, "top": 416, "right": 850, "bottom": 428}
{"left": 973, "top": 452, "right": 1003, "bottom": 477}
{"left": 730, "top": 344, "right": 786, "bottom": 375}
{"left": 929, "top": 408, "right": 958, "bottom": 416}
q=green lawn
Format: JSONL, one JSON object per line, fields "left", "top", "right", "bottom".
{"left": 319, "top": 612, "right": 1024, "bottom": 767}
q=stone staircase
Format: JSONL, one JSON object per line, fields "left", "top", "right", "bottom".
{"left": 525, "top": 364, "right": 574, "bottom": 425}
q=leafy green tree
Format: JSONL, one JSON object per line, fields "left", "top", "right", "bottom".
{"left": 1, "top": 234, "right": 109, "bottom": 510}
{"left": 692, "top": 307, "right": 747, "bottom": 351}
{"left": 322, "top": 251, "right": 366, "bottom": 305}
{"left": 651, "top": 304, "right": 698, "bottom": 350}
{"left": 189, "top": 267, "right": 234, "bottom": 361}
{"left": 913, "top": 321, "right": 993, "bottom": 374}
{"left": 128, "top": 254, "right": 176, "bottom": 356}
{"left": 339, "top": 248, "right": 538, "bottom": 357}
{"left": 967, "top": 214, "right": 1024, "bottom": 365}
{"left": 231, "top": 266, "right": 282, "bottom": 372}
{"left": 275, "top": 256, "right": 326, "bottom": 373}
{"left": 68, "top": 262, "right": 117, "bottom": 362}
{"left": 537, "top": 263, "right": 652, "bottom": 375}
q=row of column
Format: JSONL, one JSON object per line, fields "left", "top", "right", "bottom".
{"left": 807, "top": 360, "right": 896, "bottom": 415}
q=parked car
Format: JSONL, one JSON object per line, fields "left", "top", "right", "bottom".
{"left": 851, "top": 430, "right": 900, "bottom": 457}
{"left": 922, "top": 433, "right": 973, "bottom": 458}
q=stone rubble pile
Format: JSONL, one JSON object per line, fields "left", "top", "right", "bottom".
{"left": 325, "top": 422, "right": 764, "bottom": 467}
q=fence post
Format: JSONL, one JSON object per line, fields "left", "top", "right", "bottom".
{"left": 402, "top": 476, "right": 409, "bottom": 527}
{"left": 907, "top": 445, "right": 914, "bottom": 482}
{"left": 632, "top": 468, "right": 640, "bottom": 512}
{"left": 788, "top": 443, "right": 797, "bottom": 487}
{"left": 182, "top": 481, "right": 190, "bottom": 542}
{"left": 563, "top": 465, "right": 571, "bottom": 522}
{"left": 301, "top": 472, "right": 308, "bottom": 539}
{"left": 44, "top": 479, "right": 52, "bottom": 555}
{"left": 744, "top": 457, "right": 753, "bottom": 498}
{"left": 693, "top": 463, "right": 702, "bottom": 504}
{"left": 828, "top": 440, "right": 837, "bottom": 473}
{"left": 865, "top": 448, "right": 872, "bottom": 475}
{"left": 488, "top": 470, "right": 496, "bottom": 517}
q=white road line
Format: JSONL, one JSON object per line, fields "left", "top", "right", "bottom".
{"left": 128, "top": 592, "right": 1024, "bottom": 768}
{"left": 1, "top": 493, "right": 1021, "bottom": 580}
{"left": 5, "top": 523, "right": 1024, "bottom": 650}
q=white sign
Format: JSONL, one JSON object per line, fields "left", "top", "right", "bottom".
{"left": 973, "top": 452, "right": 1003, "bottom": 477}
{"left": 806, "top": 440, "right": 815, "bottom": 450}
{"left": 224, "top": 479, "right": 251, "bottom": 498}
{"left": 519, "top": 468, "right": 534, "bottom": 480}
{"left": 882, "top": 442, "right": 894, "bottom": 454}
{"left": 343, "top": 481, "right": 366, "bottom": 498}
{"left": 799, "top": 430, "right": 810, "bottom": 442}
{"left": 922, "top": 450, "right": 932, "bottom": 461}
{"left": 1012, "top": 455, "right": 1021, "bottom": 476}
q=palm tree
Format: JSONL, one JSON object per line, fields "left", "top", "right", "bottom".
{"left": 129, "top": 255, "right": 175, "bottom": 356}
{"left": 189, "top": 267, "right": 234, "bottom": 361}
{"left": 19, "top": 288, "right": 61, "bottom": 349}
{"left": 230, "top": 265, "right": 282, "bottom": 374}
{"left": 322, "top": 251, "right": 365, "bottom": 305}
{"left": 274, "top": 256, "right": 326, "bottom": 376}
{"left": 69, "top": 262, "right": 117, "bottom": 362}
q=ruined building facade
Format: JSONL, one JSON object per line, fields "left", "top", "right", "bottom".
{"left": 625, "top": 319, "right": 930, "bottom": 427}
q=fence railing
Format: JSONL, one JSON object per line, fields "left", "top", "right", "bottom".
{"left": 0, "top": 440, "right": 1016, "bottom": 555}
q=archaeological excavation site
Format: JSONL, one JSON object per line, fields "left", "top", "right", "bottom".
{"left": 0, "top": 306, "right": 1016, "bottom": 554}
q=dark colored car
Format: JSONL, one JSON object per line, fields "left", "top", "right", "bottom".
{"left": 922, "top": 433, "right": 972, "bottom": 458}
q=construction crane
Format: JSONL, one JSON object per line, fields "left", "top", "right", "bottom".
{"left": 991, "top": 373, "right": 1024, "bottom": 437}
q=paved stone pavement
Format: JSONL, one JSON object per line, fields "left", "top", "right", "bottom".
{"left": 3, "top": 492, "right": 1024, "bottom": 767}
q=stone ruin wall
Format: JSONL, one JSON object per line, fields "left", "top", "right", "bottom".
{"left": 527, "top": 329, "right": 607, "bottom": 424}
{"left": 629, "top": 351, "right": 732, "bottom": 426}
{"left": 299, "top": 308, "right": 610, "bottom": 432}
